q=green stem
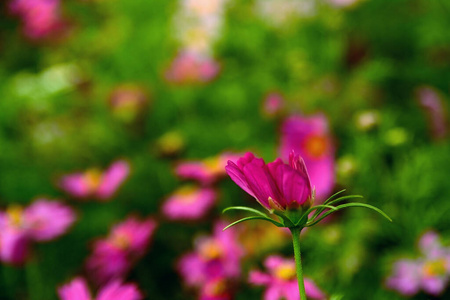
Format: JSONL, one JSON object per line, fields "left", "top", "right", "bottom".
{"left": 291, "top": 227, "right": 307, "bottom": 300}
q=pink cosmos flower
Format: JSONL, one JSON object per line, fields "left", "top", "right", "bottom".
{"left": 165, "top": 51, "right": 220, "bottom": 84}
{"left": 162, "top": 186, "right": 217, "bottom": 220}
{"left": 416, "top": 86, "right": 448, "bottom": 140}
{"left": 108, "top": 84, "right": 150, "bottom": 123}
{"left": 86, "top": 216, "right": 157, "bottom": 285}
{"left": 279, "top": 114, "right": 335, "bottom": 201}
{"left": 0, "top": 199, "right": 76, "bottom": 265}
{"left": 200, "top": 278, "right": 233, "bottom": 300}
{"left": 178, "top": 221, "right": 245, "bottom": 287}
{"left": 175, "top": 152, "right": 241, "bottom": 185}
{"left": 60, "top": 160, "right": 130, "bottom": 201}
{"left": 262, "top": 93, "right": 285, "bottom": 117}
{"left": 249, "top": 255, "right": 326, "bottom": 300}
{"left": 58, "top": 277, "right": 142, "bottom": 300}
{"left": 9, "top": 0, "right": 64, "bottom": 39}
{"left": 225, "top": 152, "right": 312, "bottom": 212}
{"left": 386, "top": 231, "right": 450, "bottom": 296}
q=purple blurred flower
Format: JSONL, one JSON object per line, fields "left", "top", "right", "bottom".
{"left": 279, "top": 114, "right": 335, "bottom": 201}
{"left": 225, "top": 152, "right": 312, "bottom": 212}
{"left": 0, "top": 199, "right": 76, "bottom": 265}
{"left": 9, "top": 0, "right": 65, "bottom": 39}
{"left": 60, "top": 160, "right": 130, "bottom": 201}
{"left": 178, "top": 221, "right": 245, "bottom": 287}
{"left": 386, "top": 231, "right": 450, "bottom": 296}
{"left": 162, "top": 185, "right": 217, "bottom": 220}
{"left": 86, "top": 216, "right": 157, "bottom": 285}
{"left": 262, "top": 93, "right": 285, "bottom": 117}
{"left": 175, "top": 152, "right": 241, "bottom": 185}
{"left": 58, "top": 277, "right": 143, "bottom": 300}
{"left": 417, "top": 86, "right": 448, "bottom": 140}
{"left": 165, "top": 51, "right": 220, "bottom": 84}
{"left": 249, "top": 255, "right": 326, "bottom": 300}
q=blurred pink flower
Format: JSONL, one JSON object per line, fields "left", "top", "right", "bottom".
{"left": 249, "top": 255, "right": 326, "bottom": 300}
{"left": 58, "top": 277, "right": 142, "bottom": 300}
{"left": 200, "top": 278, "right": 233, "bottom": 300}
{"left": 279, "top": 114, "right": 335, "bottom": 201}
{"left": 386, "top": 231, "right": 450, "bottom": 296}
{"left": 162, "top": 185, "right": 217, "bottom": 220}
{"left": 262, "top": 93, "right": 285, "bottom": 117}
{"left": 165, "top": 51, "right": 220, "bottom": 84}
{"left": 0, "top": 199, "right": 76, "bottom": 265}
{"left": 175, "top": 152, "right": 241, "bottom": 185}
{"left": 225, "top": 152, "right": 312, "bottom": 211}
{"left": 328, "top": 0, "right": 360, "bottom": 8}
{"left": 86, "top": 216, "right": 157, "bottom": 285}
{"left": 108, "top": 84, "right": 150, "bottom": 123}
{"left": 178, "top": 221, "right": 245, "bottom": 287}
{"left": 416, "top": 86, "right": 448, "bottom": 140}
{"left": 60, "top": 160, "right": 130, "bottom": 201}
{"left": 9, "top": 0, "right": 64, "bottom": 39}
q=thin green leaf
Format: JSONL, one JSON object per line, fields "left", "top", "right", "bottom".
{"left": 323, "top": 189, "right": 347, "bottom": 205}
{"left": 223, "top": 216, "right": 283, "bottom": 231}
{"left": 335, "top": 203, "right": 392, "bottom": 222}
{"left": 307, "top": 202, "right": 392, "bottom": 227}
{"left": 297, "top": 205, "right": 337, "bottom": 226}
{"left": 222, "top": 206, "right": 269, "bottom": 218}
{"left": 312, "top": 195, "right": 363, "bottom": 220}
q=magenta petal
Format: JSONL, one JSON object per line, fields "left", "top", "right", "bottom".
{"left": 264, "top": 285, "right": 283, "bottom": 300}
{"left": 225, "top": 161, "right": 256, "bottom": 199}
{"left": 280, "top": 164, "right": 311, "bottom": 207}
{"left": 24, "top": 199, "right": 76, "bottom": 241}
{"left": 97, "top": 281, "right": 143, "bottom": 300}
{"left": 96, "top": 160, "right": 130, "bottom": 200}
{"left": 0, "top": 228, "right": 29, "bottom": 265}
{"left": 60, "top": 174, "right": 90, "bottom": 198}
{"left": 242, "top": 160, "right": 281, "bottom": 209}
{"left": 248, "top": 270, "right": 272, "bottom": 285}
{"left": 304, "top": 278, "right": 326, "bottom": 299}
{"left": 58, "top": 277, "right": 91, "bottom": 300}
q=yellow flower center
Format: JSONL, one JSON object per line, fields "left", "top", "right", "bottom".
{"left": 84, "top": 169, "right": 103, "bottom": 192}
{"left": 304, "top": 134, "right": 328, "bottom": 159}
{"left": 423, "top": 259, "right": 446, "bottom": 277}
{"left": 199, "top": 239, "right": 222, "bottom": 260}
{"left": 174, "top": 186, "right": 198, "bottom": 203}
{"left": 111, "top": 232, "right": 131, "bottom": 250}
{"left": 204, "top": 156, "right": 223, "bottom": 174}
{"left": 275, "top": 263, "right": 297, "bottom": 281}
{"left": 7, "top": 205, "right": 24, "bottom": 227}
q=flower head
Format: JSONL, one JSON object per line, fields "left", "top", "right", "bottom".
{"left": 165, "top": 51, "right": 220, "bottom": 84}
{"left": 279, "top": 114, "right": 335, "bottom": 201}
{"left": 386, "top": 230, "right": 450, "bottom": 296}
{"left": 178, "top": 221, "right": 244, "bottom": 287}
{"left": 225, "top": 152, "right": 312, "bottom": 212}
{"left": 86, "top": 216, "right": 157, "bottom": 285}
{"left": 58, "top": 277, "right": 143, "bottom": 300}
{"left": 162, "top": 185, "right": 217, "bottom": 220}
{"left": 60, "top": 160, "right": 130, "bottom": 201}
{"left": 249, "top": 255, "right": 326, "bottom": 300}
{"left": 175, "top": 152, "right": 241, "bottom": 185}
{"left": 0, "top": 199, "right": 76, "bottom": 265}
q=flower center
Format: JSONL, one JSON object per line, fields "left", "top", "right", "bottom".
{"left": 7, "top": 205, "right": 24, "bottom": 228}
{"left": 111, "top": 232, "right": 131, "bottom": 250}
{"left": 303, "top": 134, "right": 328, "bottom": 159}
{"left": 175, "top": 186, "right": 198, "bottom": 203}
{"left": 199, "top": 239, "right": 222, "bottom": 260}
{"left": 423, "top": 259, "right": 446, "bottom": 277}
{"left": 204, "top": 156, "right": 222, "bottom": 174}
{"left": 275, "top": 263, "right": 296, "bottom": 281}
{"left": 84, "top": 169, "right": 103, "bottom": 192}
